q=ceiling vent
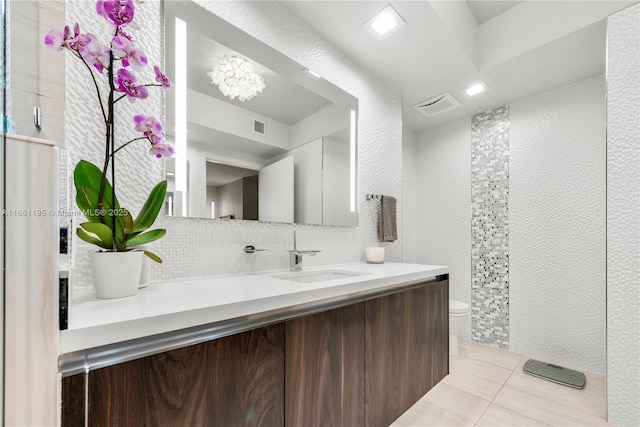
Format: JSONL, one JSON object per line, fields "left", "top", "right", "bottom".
{"left": 253, "top": 120, "right": 265, "bottom": 135}
{"left": 414, "top": 93, "right": 461, "bottom": 117}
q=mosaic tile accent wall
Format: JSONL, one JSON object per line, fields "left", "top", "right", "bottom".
{"left": 471, "top": 106, "right": 509, "bottom": 348}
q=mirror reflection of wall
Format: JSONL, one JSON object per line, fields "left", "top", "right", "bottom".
{"left": 322, "top": 134, "right": 356, "bottom": 227}
{"left": 165, "top": 0, "right": 358, "bottom": 226}
{"left": 206, "top": 162, "right": 258, "bottom": 221}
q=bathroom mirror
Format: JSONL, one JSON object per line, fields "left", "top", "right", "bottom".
{"left": 164, "top": 0, "right": 358, "bottom": 226}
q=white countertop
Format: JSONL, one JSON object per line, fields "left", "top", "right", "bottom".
{"left": 61, "top": 262, "right": 448, "bottom": 354}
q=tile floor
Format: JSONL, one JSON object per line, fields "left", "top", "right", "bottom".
{"left": 391, "top": 338, "right": 612, "bottom": 427}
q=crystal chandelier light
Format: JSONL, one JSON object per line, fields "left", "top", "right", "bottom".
{"left": 207, "top": 54, "right": 265, "bottom": 102}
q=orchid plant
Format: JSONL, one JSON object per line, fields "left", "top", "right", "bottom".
{"left": 45, "top": 0, "right": 173, "bottom": 263}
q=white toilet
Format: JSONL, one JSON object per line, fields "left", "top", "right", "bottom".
{"left": 449, "top": 299, "right": 470, "bottom": 355}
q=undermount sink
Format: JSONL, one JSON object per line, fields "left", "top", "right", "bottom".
{"left": 271, "top": 269, "right": 368, "bottom": 284}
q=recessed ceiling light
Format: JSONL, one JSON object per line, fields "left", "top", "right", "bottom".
{"left": 364, "top": 5, "right": 406, "bottom": 40}
{"left": 465, "top": 82, "right": 490, "bottom": 96}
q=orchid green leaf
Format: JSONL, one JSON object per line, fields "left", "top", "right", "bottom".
{"left": 76, "top": 186, "right": 101, "bottom": 223}
{"left": 76, "top": 186, "right": 124, "bottom": 234}
{"left": 79, "top": 222, "right": 113, "bottom": 248}
{"left": 76, "top": 185, "right": 126, "bottom": 250}
{"left": 143, "top": 250, "right": 163, "bottom": 264}
{"left": 123, "top": 210, "right": 134, "bottom": 235}
{"left": 126, "top": 228, "right": 166, "bottom": 247}
{"left": 74, "top": 160, "right": 119, "bottom": 210}
{"left": 76, "top": 227, "right": 111, "bottom": 249}
{"left": 76, "top": 186, "right": 111, "bottom": 225}
{"left": 133, "top": 180, "right": 167, "bottom": 233}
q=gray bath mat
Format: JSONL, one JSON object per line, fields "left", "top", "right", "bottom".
{"left": 523, "top": 359, "right": 586, "bottom": 389}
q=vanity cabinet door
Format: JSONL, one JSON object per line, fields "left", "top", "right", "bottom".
{"left": 364, "top": 280, "right": 449, "bottom": 427}
{"left": 84, "top": 324, "right": 284, "bottom": 427}
{"left": 285, "top": 303, "right": 365, "bottom": 427}
{"left": 61, "top": 373, "right": 86, "bottom": 427}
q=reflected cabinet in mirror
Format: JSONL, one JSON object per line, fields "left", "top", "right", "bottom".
{"left": 164, "top": 1, "right": 358, "bottom": 226}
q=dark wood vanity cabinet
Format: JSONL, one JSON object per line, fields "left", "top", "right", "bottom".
{"left": 61, "top": 278, "right": 448, "bottom": 427}
{"left": 284, "top": 279, "right": 448, "bottom": 427}
{"left": 285, "top": 303, "right": 366, "bottom": 427}
{"left": 63, "top": 324, "right": 285, "bottom": 426}
{"left": 365, "top": 281, "right": 449, "bottom": 427}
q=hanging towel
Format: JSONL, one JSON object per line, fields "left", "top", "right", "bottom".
{"left": 377, "top": 195, "right": 397, "bottom": 242}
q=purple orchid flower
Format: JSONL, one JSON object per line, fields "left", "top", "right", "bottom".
{"left": 115, "top": 27, "right": 133, "bottom": 42}
{"left": 149, "top": 142, "right": 175, "bottom": 159}
{"left": 111, "top": 36, "right": 147, "bottom": 70}
{"left": 78, "top": 34, "right": 110, "bottom": 73}
{"left": 96, "top": 0, "right": 108, "bottom": 19}
{"left": 115, "top": 69, "right": 148, "bottom": 100}
{"left": 67, "top": 23, "right": 91, "bottom": 50}
{"left": 100, "top": 0, "right": 135, "bottom": 27}
{"left": 44, "top": 23, "right": 90, "bottom": 52}
{"left": 153, "top": 65, "right": 171, "bottom": 88}
{"left": 44, "top": 29, "right": 65, "bottom": 51}
{"left": 133, "top": 114, "right": 165, "bottom": 143}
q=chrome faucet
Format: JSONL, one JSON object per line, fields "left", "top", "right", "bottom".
{"left": 287, "top": 231, "right": 320, "bottom": 271}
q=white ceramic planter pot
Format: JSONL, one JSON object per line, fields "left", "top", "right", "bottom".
{"left": 89, "top": 251, "right": 144, "bottom": 299}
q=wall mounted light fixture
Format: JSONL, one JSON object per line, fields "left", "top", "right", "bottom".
{"left": 207, "top": 54, "right": 266, "bottom": 102}
{"left": 175, "top": 16, "right": 187, "bottom": 217}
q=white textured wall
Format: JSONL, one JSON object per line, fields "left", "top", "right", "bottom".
{"left": 510, "top": 75, "right": 606, "bottom": 373}
{"left": 402, "top": 127, "right": 416, "bottom": 263}
{"left": 415, "top": 117, "right": 472, "bottom": 339}
{"left": 69, "top": 0, "right": 403, "bottom": 289}
{"left": 607, "top": 4, "right": 640, "bottom": 425}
